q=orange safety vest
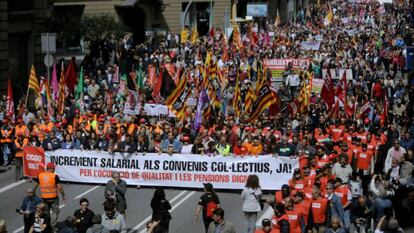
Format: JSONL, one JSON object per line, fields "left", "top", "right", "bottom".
{"left": 271, "top": 214, "right": 290, "bottom": 233}
{"left": 310, "top": 197, "right": 329, "bottom": 224}
{"left": 15, "top": 125, "right": 29, "bottom": 137}
{"left": 250, "top": 144, "right": 263, "bottom": 155}
{"left": 295, "top": 200, "right": 311, "bottom": 225}
{"left": 1, "top": 127, "right": 14, "bottom": 143}
{"left": 275, "top": 191, "right": 289, "bottom": 204}
{"left": 334, "top": 185, "right": 350, "bottom": 207}
{"left": 356, "top": 150, "right": 373, "bottom": 170}
{"left": 38, "top": 172, "right": 58, "bottom": 199}
{"left": 286, "top": 209, "right": 303, "bottom": 233}
{"left": 289, "top": 179, "right": 307, "bottom": 192}
{"left": 14, "top": 138, "right": 28, "bottom": 158}
{"left": 329, "top": 125, "right": 345, "bottom": 142}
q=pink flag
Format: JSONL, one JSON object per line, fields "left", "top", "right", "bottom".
{"left": 51, "top": 63, "right": 59, "bottom": 101}
{"left": 6, "top": 78, "right": 14, "bottom": 121}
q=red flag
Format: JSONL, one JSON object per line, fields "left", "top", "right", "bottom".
{"left": 269, "top": 87, "right": 281, "bottom": 117}
{"left": 321, "top": 70, "right": 334, "bottom": 110}
{"left": 6, "top": 78, "right": 14, "bottom": 120}
{"left": 288, "top": 99, "right": 300, "bottom": 116}
{"left": 329, "top": 100, "right": 340, "bottom": 119}
{"left": 148, "top": 65, "right": 156, "bottom": 88}
{"left": 152, "top": 68, "right": 163, "bottom": 101}
{"left": 65, "top": 60, "right": 77, "bottom": 91}
{"left": 357, "top": 100, "right": 371, "bottom": 119}
{"left": 380, "top": 96, "right": 388, "bottom": 126}
{"left": 335, "top": 72, "right": 347, "bottom": 105}
{"left": 209, "top": 26, "right": 215, "bottom": 39}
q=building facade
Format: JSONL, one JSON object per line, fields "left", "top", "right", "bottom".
{"left": 0, "top": 0, "right": 53, "bottom": 97}
{"left": 53, "top": 0, "right": 311, "bottom": 40}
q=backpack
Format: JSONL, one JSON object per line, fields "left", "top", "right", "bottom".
{"left": 206, "top": 200, "right": 218, "bottom": 218}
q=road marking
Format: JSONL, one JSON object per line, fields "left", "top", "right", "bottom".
{"left": 256, "top": 206, "right": 274, "bottom": 227}
{"left": 132, "top": 191, "right": 196, "bottom": 233}
{"left": 13, "top": 204, "right": 66, "bottom": 233}
{"left": 12, "top": 226, "right": 24, "bottom": 233}
{"left": 168, "top": 190, "right": 188, "bottom": 204}
{"left": 74, "top": 185, "right": 101, "bottom": 199}
{"left": 0, "top": 180, "right": 26, "bottom": 194}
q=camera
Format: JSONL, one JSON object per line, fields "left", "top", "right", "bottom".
{"left": 16, "top": 208, "right": 21, "bottom": 213}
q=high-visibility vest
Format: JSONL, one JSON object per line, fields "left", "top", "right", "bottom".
{"left": 289, "top": 179, "right": 307, "bottom": 192}
{"left": 215, "top": 144, "right": 231, "bottom": 156}
{"left": 295, "top": 200, "right": 311, "bottom": 225}
{"left": 15, "top": 125, "right": 29, "bottom": 137}
{"left": 271, "top": 214, "right": 290, "bottom": 233}
{"left": 1, "top": 128, "right": 13, "bottom": 143}
{"left": 334, "top": 185, "right": 350, "bottom": 207}
{"left": 286, "top": 209, "right": 302, "bottom": 233}
{"left": 38, "top": 172, "right": 58, "bottom": 199}
{"left": 310, "top": 197, "right": 329, "bottom": 224}
{"left": 14, "top": 139, "right": 28, "bottom": 158}
{"left": 356, "top": 150, "right": 373, "bottom": 170}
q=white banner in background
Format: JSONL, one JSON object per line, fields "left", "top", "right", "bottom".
{"left": 322, "top": 69, "right": 353, "bottom": 80}
{"left": 301, "top": 41, "right": 321, "bottom": 51}
{"left": 45, "top": 150, "right": 299, "bottom": 190}
{"left": 143, "top": 104, "right": 168, "bottom": 116}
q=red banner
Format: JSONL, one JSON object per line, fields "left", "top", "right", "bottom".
{"left": 23, "top": 146, "right": 45, "bottom": 177}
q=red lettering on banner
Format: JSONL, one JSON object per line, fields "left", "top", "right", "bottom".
{"left": 80, "top": 169, "right": 92, "bottom": 176}
{"left": 231, "top": 175, "right": 249, "bottom": 183}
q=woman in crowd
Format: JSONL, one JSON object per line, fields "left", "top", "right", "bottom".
{"left": 241, "top": 174, "right": 262, "bottom": 233}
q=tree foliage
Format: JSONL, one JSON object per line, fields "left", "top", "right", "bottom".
{"left": 80, "top": 14, "right": 127, "bottom": 47}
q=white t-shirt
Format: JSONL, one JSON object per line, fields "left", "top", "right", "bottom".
{"left": 181, "top": 144, "right": 193, "bottom": 154}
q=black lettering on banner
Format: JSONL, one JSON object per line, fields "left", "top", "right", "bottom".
{"left": 230, "top": 162, "right": 271, "bottom": 173}
{"left": 162, "top": 161, "right": 209, "bottom": 172}
{"left": 50, "top": 155, "right": 98, "bottom": 167}
{"left": 275, "top": 163, "right": 292, "bottom": 173}
{"left": 99, "top": 158, "right": 140, "bottom": 169}
{"left": 144, "top": 160, "right": 160, "bottom": 170}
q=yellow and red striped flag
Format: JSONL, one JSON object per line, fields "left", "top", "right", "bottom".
{"left": 28, "top": 65, "right": 40, "bottom": 95}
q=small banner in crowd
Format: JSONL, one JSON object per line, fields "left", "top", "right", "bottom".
{"left": 23, "top": 146, "right": 46, "bottom": 178}
{"left": 124, "top": 90, "right": 141, "bottom": 115}
{"left": 264, "top": 59, "right": 311, "bottom": 79}
{"left": 322, "top": 69, "right": 353, "bottom": 80}
{"left": 300, "top": 41, "right": 321, "bottom": 51}
{"left": 22, "top": 148, "right": 299, "bottom": 190}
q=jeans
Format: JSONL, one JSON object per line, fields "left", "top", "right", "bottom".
{"left": 244, "top": 212, "right": 258, "bottom": 233}
{"left": 344, "top": 209, "right": 351, "bottom": 230}
{"left": 2, "top": 143, "right": 11, "bottom": 164}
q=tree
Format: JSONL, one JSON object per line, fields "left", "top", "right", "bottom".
{"left": 80, "top": 14, "right": 127, "bottom": 49}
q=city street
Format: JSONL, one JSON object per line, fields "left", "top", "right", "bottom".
{"left": 0, "top": 167, "right": 274, "bottom": 233}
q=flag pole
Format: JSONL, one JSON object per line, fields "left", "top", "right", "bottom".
{"left": 25, "top": 84, "right": 30, "bottom": 107}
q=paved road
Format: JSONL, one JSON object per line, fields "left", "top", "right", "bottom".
{"left": 0, "top": 167, "right": 275, "bottom": 233}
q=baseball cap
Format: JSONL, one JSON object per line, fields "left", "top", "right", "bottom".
{"left": 262, "top": 218, "right": 271, "bottom": 227}
{"left": 281, "top": 184, "right": 289, "bottom": 190}
{"left": 203, "top": 183, "right": 213, "bottom": 192}
{"left": 46, "top": 162, "right": 56, "bottom": 169}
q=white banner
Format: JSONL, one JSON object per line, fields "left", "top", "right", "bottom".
{"left": 124, "top": 90, "right": 141, "bottom": 115}
{"left": 45, "top": 150, "right": 299, "bottom": 190}
{"left": 322, "top": 69, "right": 353, "bottom": 80}
{"left": 300, "top": 41, "right": 321, "bottom": 51}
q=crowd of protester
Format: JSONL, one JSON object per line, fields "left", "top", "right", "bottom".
{"left": 1, "top": 0, "right": 414, "bottom": 232}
